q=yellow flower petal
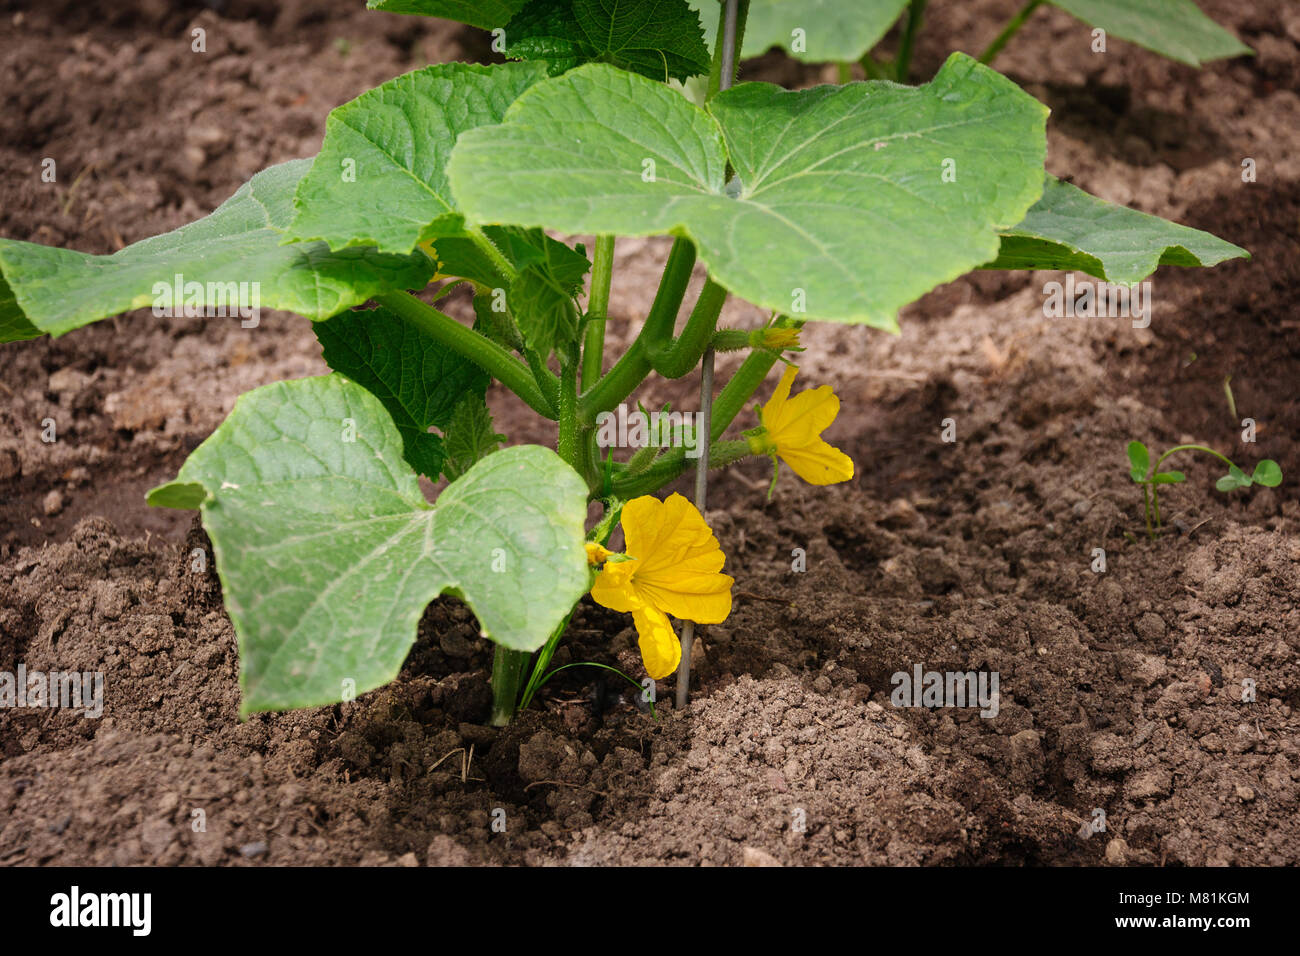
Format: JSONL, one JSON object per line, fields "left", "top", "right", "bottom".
{"left": 589, "top": 556, "right": 641, "bottom": 613}
{"left": 620, "top": 494, "right": 733, "bottom": 624}
{"left": 778, "top": 438, "right": 856, "bottom": 485}
{"left": 758, "top": 365, "right": 854, "bottom": 487}
{"left": 585, "top": 541, "right": 613, "bottom": 566}
{"left": 631, "top": 604, "right": 680, "bottom": 679}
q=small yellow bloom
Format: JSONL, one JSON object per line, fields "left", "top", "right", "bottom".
{"left": 753, "top": 327, "right": 802, "bottom": 351}
{"left": 585, "top": 541, "right": 613, "bottom": 566}
{"left": 749, "top": 365, "right": 854, "bottom": 486}
{"left": 589, "top": 494, "right": 733, "bottom": 680}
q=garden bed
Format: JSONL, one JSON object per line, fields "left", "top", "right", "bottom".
{"left": 1, "top": 0, "right": 1297, "bottom": 866}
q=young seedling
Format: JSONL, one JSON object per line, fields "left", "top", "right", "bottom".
{"left": 0, "top": 0, "right": 1249, "bottom": 724}
{"left": 1127, "top": 440, "right": 1282, "bottom": 539}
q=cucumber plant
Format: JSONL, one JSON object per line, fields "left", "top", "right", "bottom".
{"left": 1, "top": 0, "right": 1249, "bottom": 723}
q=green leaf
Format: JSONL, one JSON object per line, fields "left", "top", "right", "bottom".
{"left": 0, "top": 161, "right": 435, "bottom": 344}
{"left": 987, "top": 175, "right": 1248, "bottom": 284}
{"left": 443, "top": 395, "right": 507, "bottom": 481}
{"left": 503, "top": 227, "right": 591, "bottom": 357}
{"left": 283, "top": 62, "right": 551, "bottom": 257}
{"left": 449, "top": 54, "right": 1047, "bottom": 329}
{"left": 1251, "top": 459, "right": 1282, "bottom": 488}
{"left": 1127, "top": 440, "right": 1149, "bottom": 481}
{"left": 505, "top": 0, "right": 711, "bottom": 81}
{"left": 1215, "top": 464, "right": 1251, "bottom": 492}
{"left": 690, "top": 0, "right": 909, "bottom": 63}
{"left": 314, "top": 306, "right": 489, "bottom": 479}
{"left": 0, "top": 274, "right": 42, "bottom": 343}
{"left": 1048, "top": 0, "right": 1251, "bottom": 67}
{"left": 365, "top": 0, "right": 529, "bottom": 29}
{"left": 1151, "top": 470, "right": 1185, "bottom": 484}
{"left": 426, "top": 225, "right": 587, "bottom": 291}
{"left": 147, "top": 374, "right": 588, "bottom": 715}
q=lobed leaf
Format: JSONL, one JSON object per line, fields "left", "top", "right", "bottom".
{"left": 283, "top": 62, "right": 552, "bottom": 256}
{"left": 449, "top": 54, "right": 1048, "bottom": 330}
{"left": 689, "top": 0, "right": 909, "bottom": 64}
{"left": 443, "top": 394, "right": 507, "bottom": 481}
{"left": 987, "top": 175, "right": 1248, "bottom": 285}
{"left": 506, "top": 0, "right": 711, "bottom": 81}
{"left": 314, "top": 305, "right": 490, "bottom": 479}
{"left": 0, "top": 161, "right": 434, "bottom": 344}
{"left": 365, "top": 0, "right": 529, "bottom": 30}
{"left": 148, "top": 374, "right": 588, "bottom": 715}
{"left": 1048, "top": 0, "right": 1251, "bottom": 67}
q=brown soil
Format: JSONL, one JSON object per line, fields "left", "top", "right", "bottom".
{"left": 1, "top": 0, "right": 1298, "bottom": 866}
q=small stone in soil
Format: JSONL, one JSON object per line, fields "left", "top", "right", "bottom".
{"left": 239, "top": 841, "right": 268, "bottom": 858}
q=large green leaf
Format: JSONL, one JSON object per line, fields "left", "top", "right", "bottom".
{"left": 283, "top": 62, "right": 551, "bottom": 256}
{"left": 1048, "top": 0, "right": 1250, "bottom": 67}
{"left": 366, "top": 0, "right": 529, "bottom": 29}
{"left": 986, "top": 175, "right": 1248, "bottom": 284}
{"left": 505, "top": 0, "right": 711, "bottom": 81}
{"left": 148, "top": 374, "right": 588, "bottom": 715}
{"left": 691, "top": 0, "right": 909, "bottom": 63}
{"left": 0, "top": 161, "right": 435, "bottom": 343}
{"left": 449, "top": 54, "right": 1047, "bottom": 329}
{"left": 314, "top": 306, "right": 490, "bottom": 479}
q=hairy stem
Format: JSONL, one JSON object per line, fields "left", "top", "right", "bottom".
{"left": 579, "top": 236, "right": 697, "bottom": 421}
{"left": 650, "top": 278, "right": 728, "bottom": 378}
{"left": 978, "top": 0, "right": 1044, "bottom": 65}
{"left": 582, "top": 235, "right": 616, "bottom": 390}
{"left": 489, "top": 645, "right": 530, "bottom": 727}
{"left": 376, "top": 291, "right": 555, "bottom": 419}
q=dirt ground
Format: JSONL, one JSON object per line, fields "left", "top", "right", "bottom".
{"left": 1, "top": 0, "right": 1297, "bottom": 866}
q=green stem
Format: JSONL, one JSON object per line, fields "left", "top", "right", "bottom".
{"left": 649, "top": 278, "right": 728, "bottom": 379}
{"left": 977, "top": 0, "right": 1043, "bottom": 65}
{"left": 861, "top": 52, "right": 889, "bottom": 79}
{"left": 518, "top": 606, "right": 579, "bottom": 711}
{"left": 1147, "top": 444, "right": 1239, "bottom": 534}
{"left": 376, "top": 291, "right": 555, "bottom": 419}
{"left": 557, "top": 359, "right": 580, "bottom": 468}
{"left": 608, "top": 321, "right": 792, "bottom": 498}
{"left": 582, "top": 235, "right": 616, "bottom": 390}
{"left": 469, "top": 227, "right": 517, "bottom": 284}
{"left": 579, "top": 237, "right": 697, "bottom": 421}
{"left": 837, "top": 61, "right": 852, "bottom": 84}
{"left": 895, "top": 0, "right": 927, "bottom": 82}
{"left": 489, "top": 645, "right": 530, "bottom": 727}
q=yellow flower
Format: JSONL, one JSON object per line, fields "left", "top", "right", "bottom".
{"left": 748, "top": 365, "right": 854, "bottom": 486}
{"left": 752, "top": 327, "right": 802, "bottom": 351}
{"left": 589, "top": 494, "right": 733, "bottom": 680}
{"left": 585, "top": 541, "right": 614, "bottom": 566}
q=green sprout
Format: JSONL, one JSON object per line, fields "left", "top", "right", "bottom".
{"left": 1127, "top": 440, "right": 1282, "bottom": 539}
